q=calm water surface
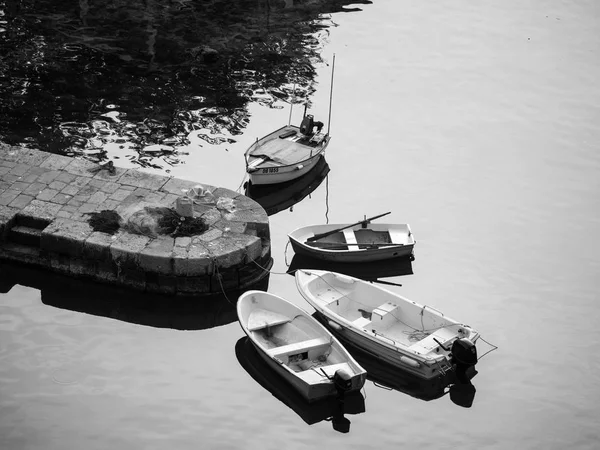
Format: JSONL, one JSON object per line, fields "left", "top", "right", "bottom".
{"left": 2, "top": 1, "right": 600, "bottom": 449}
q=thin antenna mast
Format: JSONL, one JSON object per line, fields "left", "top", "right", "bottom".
{"left": 326, "top": 53, "right": 336, "bottom": 136}
{"left": 288, "top": 83, "right": 296, "bottom": 126}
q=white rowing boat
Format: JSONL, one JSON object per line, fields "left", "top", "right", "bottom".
{"left": 237, "top": 290, "right": 367, "bottom": 402}
{"left": 295, "top": 270, "right": 480, "bottom": 380}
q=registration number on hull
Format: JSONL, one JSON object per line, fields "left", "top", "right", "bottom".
{"left": 262, "top": 167, "right": 279, "bottom": 173}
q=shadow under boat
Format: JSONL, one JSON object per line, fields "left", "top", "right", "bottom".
{"left": 235, "top": 336, "right": 365, "bottom": 433}
{"left": 287, "top": 252, "right": 414, "bottom": 282}
{"left": 0, "top": 261, "right": 269, "bottom": 330}
{"left": 244, "top": 155, "right": 330, "bottom": 216}
{"left": 311, "top": 313, "right": 477, "bottom": 408}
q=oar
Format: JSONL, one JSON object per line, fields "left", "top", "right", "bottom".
{"left": 370, "top": 279, "right": 403, "bottom": 287}
{"left": 306, "top": 242, "right": 402, "bottom": 249}
{"left": 306, "top": 211, "right": 391, "bottom": 242}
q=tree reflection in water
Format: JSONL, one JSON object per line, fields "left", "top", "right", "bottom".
{"left": 0, "top": 0, "right": 373, "bottom": 169}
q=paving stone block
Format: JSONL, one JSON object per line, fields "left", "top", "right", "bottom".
{"left": 79, "top": 203, "right": 99, "bottom": 214}
{"left": 84, "top": 231, "right": 118, "bottom": 261}
{"left": 0, "top": 190, "right": 20, "bottom": 206}
{"left": 61, "top": 184, "right": 80, "bottom": 196}
{"left": 211, "top": 267, "right": 239, "bottom": 292}
{"left": 118, "top": 268, "right": 147, "bottom": 291}
{"left": 64, "top": 158, "right": 98, "bottom": 177}
{"left": 150, "top": 274, "right": 177, "bottom": 295}
{"left": 8, "top": 194, "right": 35, "bottom": 209}
{"left": 88, "top": 191, "right": 109, "bottom": 204}
{"left": 176, "top": 276, "right": 211, "bottom": 294}
{"left": 0, "top": 205, "right": 19, "bottom": 239}
{"left": 110, "top": 188, "right": 135, "bottom": 201}
{"left": 40, "top": 154, "right": 72, "bottom": 171}
{"left": 193, "top": 228, "right": 222, "bottom": 242}
{"left": 37, "top": 170, "right": 60, "bottom": 184}
{"left": 52, "top": 193, "right": 73, "bottom": 205}
{"left": 19, "top": 200, "right": 62, "bottom": 226}
{"left": 12, "top": 163, "right": 32, "bottom": 176}
{"left": 55, "top": 171, "right": 78, "bottom": 184}
{"left": 160, "top": 178, "right": 204, "bottom": 195}
{"left": 139, "top": 237, "right": 174, "bottom": 274}
{"left": 180, "top": 242, "right": 212, "bottom": 276}
{"left": 23, "top": 182, "right": 47, "bottom": 197}
{"left": 48, "top": 180, "right": 67, "bottom": 191}
{"left": 119, "top": 169, "right": 168, "bottom": 190}
{"left": 49, "top": 252, "right": 71, "bottom": 273}
{"left": 41, "top": 218, "right": 94, "bottom": 257}
{"left": 36, "top": 188, "right": 59, "bottom": 201}
{"left": 12, "top": 181, "right": 30, "bottom": 191}
{"left": 110, "top": 232, "right": 150, "bottom": 270}
{"left": 93, "top": 166, "right": 126, "bottom": 182}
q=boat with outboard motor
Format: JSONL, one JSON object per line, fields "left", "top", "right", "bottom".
{"left": 295, "top": 269, "right": 480, "bottom": 380}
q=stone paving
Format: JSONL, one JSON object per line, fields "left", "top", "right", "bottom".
{"left": 0, "top": 143, "right": 272, "bottom": 295}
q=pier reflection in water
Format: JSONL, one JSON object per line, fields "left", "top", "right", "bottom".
{"left": 0, "top": 261, "right": 269, "bottom": 330}
{"left": 244, "top": 156, "right": 330, "bottom": 216}
{"left": 235, "top": 336, "right": 365, "bottom": 433}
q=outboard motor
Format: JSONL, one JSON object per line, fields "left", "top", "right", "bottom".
{"left": 333, "top": 368, "right": 353, "bottom": 394}
{"left": 451, "top": 338, "right": 478, "bottom": 382}
{"left": 449, "top": 382, "right": 477, "bottom": 408}
{"left": 331, "top": 414, "right": 351, "bottom": 433}
{"left": 300, "top": 114, "right": 314, "bottom": 135}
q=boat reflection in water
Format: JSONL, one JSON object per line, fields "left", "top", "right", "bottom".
{"left": 0, "top": 261, "right": 269, "bottom": 330}
{"left": 311, "top": 316, "right": 477, "bottom": 408}
{"left": 244, "top": 156, "right": 330, "bottom": 216}
{"left": 235, "top": 336, "right": 365, "bottom": 433}
{"left": 287, "top": 253, "right": 413, "bottom": 282}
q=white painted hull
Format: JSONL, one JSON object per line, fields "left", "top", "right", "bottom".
{"left": 295, "top": 270, "right": 480, "bottom": 380}
{"left": 288, "top": 223, "right": 416, "bottom": 263}
{"left": 248, "top": 152, "right": 325, "bottom": 185}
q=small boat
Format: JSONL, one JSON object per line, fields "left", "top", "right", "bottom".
{"left": 288, "top": 212, "right": 416, "bottom": 263}
{"left": 244, "top": 114, "right": 330, "bottom": 185}
{"left": 237, "top": 290, "right": 367, "bottom": 403}
{"left": 295, "top": 270, "right": 480, "bottom": 380}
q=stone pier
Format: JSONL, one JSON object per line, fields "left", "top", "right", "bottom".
{"left": 0, "top": 144, "right": 272, "bottom": 295}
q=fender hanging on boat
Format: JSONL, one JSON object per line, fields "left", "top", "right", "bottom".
{"left": 328, "top": 320, "right": 343, "bottom": 332}
{"left": 400, "top": 355, "right": 420, "bottom": 368}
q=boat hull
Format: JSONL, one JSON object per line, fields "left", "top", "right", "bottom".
{"left": 290, "top": 239, "right": 414, "bottom": 262}
{"left": 248, "top": 153, "right": 325, "bottom": 185}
